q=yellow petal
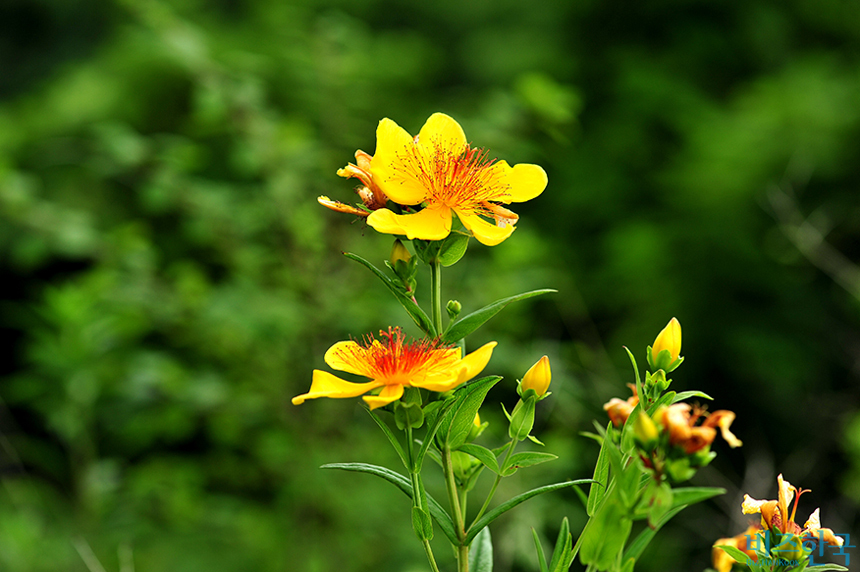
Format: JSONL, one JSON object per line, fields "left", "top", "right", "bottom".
{"left": 417, "top": 372, "right": 461, "bottom": 392}
{"left": 292, "top": 370, "right": 382, "bottom": 405}
{"left": 454, "top": 341, "right": 497, "bottom": 384}
{"left": 501, "top": 162, "right": 548, "bottom": 203}
{"left": 371, "top": 118, "right": 427, "bottom": 205}
{"left": 804, "top": 508, "right": 821, "bottom": 530}
{"left": 367, "top": 205, "right": 452, "bottom": 240}
{"left": 703, "top": 410, "right": 743, "bottom": 448}
{"left": 324, "top": 341, "right": 370, "bottom": 376}
{"left": 652, "top": 318, "right": 682, "bottom": 361}
{"left": 417, "top": 112, "right": 467, "bottom": 156}
{"left": 521, "top": 355, "right": 551, "bottom": 396}
{"left": 742, "top": 494, "right": 768, "bottom": 514}
{"left": 457, "top": 210, "right": 515, "bottom": 246}
{"left": 363, "top": 383, "right": 405, "bottom": 410}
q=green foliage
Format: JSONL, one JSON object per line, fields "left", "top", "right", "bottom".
{"left": 2, "top": 0, "right": 860, "bottom": 570}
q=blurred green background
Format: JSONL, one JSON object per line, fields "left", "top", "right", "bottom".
{"left": 1, "top": 0, "right": 859, "bottom": 570}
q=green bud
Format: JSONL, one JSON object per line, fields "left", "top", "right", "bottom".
{"left": 508, "top": 397, "right": 536, "bottom": 441}
{"left": 446, "top": 300, "right": 462, "bottom": 321}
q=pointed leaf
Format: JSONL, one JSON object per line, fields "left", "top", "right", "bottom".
{"left": 579, "top": 494, "right": 632, "bottom": 569}
{"left": 623, "top": 505, "right": 685, "bottom": 562}
{"left": 714, "top": 544, "right": 752, "bottom": 563}
{"left": 363, "top": 406, "right": 408, "bottom": 469}
{"left": 549, "top": 517, "right": 571, "bottom": 572}
{"left": 806, "top": 566, "right": 849, "bottom": 571}
{"left": 466, "top": 479, "right": 593, "bottom": 544}
{"left": 344, "top": 252, "right": 436, "bottom": 337}
{"left": 501, "top": 451, "right": 558, "bottom": 475}
{"left": 469, "top": 526, "right": 494, "bottom": 572}
{"left": 532, "top": 528, "right": 549, "bottom": 572}
{"left": 442, "top": 289, "right": 556, "bottom": 343}
{"left": 321, "top": 463, "right": 457, "bottom": 544}
{"left": 436, "top": 376, "right": 501, "bottom": 450}
{"left": 672, "top": 391, "right": 713, "bottom": 403}
{"left": 416, "top": 395, "right": 459, "bottom": 469}
{"left": 670, "top": 486, "right": 725, "bottom": 508}
{"left": 586, "top": 426, "right": 611, "bottom": 517}
{"left": 458, "top": 443, "right": 500, "bottom": 474}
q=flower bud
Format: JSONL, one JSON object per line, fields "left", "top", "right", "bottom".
{"left": 467, "top": 411, "right": 487, "bottom": 442}
{"left": 649, "top": 318, "right": 682, "bottom": 372}
{"left": 446, "top": 299, "right": 462, "bottom": 320}
{"left": 633, "top": 410, "right": 659, "bottom": 449}
{"left": 519, "top": 356, "right": 551, "bottom": 398}
{"left": 390, "top": 239, "right": 411, "bottom": 265}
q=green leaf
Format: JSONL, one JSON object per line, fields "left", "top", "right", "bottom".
{"left": 501, "top": 451, "right": 558, "bottom": 475}
{"left": 672, "top": 390, "right": 713, "bottom": 403}
{"left": 623, "top": 505, "right": 685, "bottom": 562}
{"left": 458, "top": 443, "right": 500, "bottom": 474}
{"left": 572, "top": 485, "right": 589, "bottom": 510}
{"left": 436, "top": 376, "right": 501, "bottom": 450}
{"left": 320, "top": 463, "right": 457, "bottom": 544}
{"left": 438, "top": 233, "right": 470, "bottom": 267}
{"left": 441, "top": 289, "right": 556, "bottom": 343}
{"left": 343, "top": 252, "right": 436, "bottom": 337}
{"left": 469, "top": 526, "right": 494, "bottom": 572}
{"left": 806, "top": 565, "right": 849, "bottom": 571}
{"left": 646, "top": 390, "right": 676, "bottom": 415}
{"left": 670, "top": 486, "right": 725, "bottom": 508}
{"left": 714, "top": 544, "right": 752, "bottom": 564}
{"left": 532, "top": 528, "right": 549, "bottom": 572}
{"left": 578, "top": 494, "right": 632, "bottom": 569}
{"left": 411, "top": 506, "right": 434, "bottom": 540}
{"left": 586, "top": 426, "right": 611, "bottom": 517}
{"left": 416, "top": 395, "right": 459, "bottom": 469}
{"left": 623, "top": 346, "right": 643, "bottom": 403}
{"left": 363, "top": 406, "right": 408, "bottom": 469}
{"left": 466, "top": 479, "right": 593, "bottom": 544}
{"left": 549, "top": 517, "right": 572, "bottom": 572}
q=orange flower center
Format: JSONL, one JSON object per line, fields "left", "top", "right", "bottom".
{"left": 392, "top": 139, "right": 510, "bottom": 214}
{"left": 335, "top": 327, "right": 458, "bottom": 386}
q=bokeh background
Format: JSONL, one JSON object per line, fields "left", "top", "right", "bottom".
{"left": 2, "top": 0, "right": 859, "bottom": 570}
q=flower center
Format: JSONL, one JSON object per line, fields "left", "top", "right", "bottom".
{"left": 392, "top": 139, "right": 510, "bottom": 213}
{"left": 336, "top": 327, "right": 458, "bottom": 386}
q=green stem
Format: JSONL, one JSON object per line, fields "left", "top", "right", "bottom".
{"left": 470, "top": 439, "right": 517, "bottom": 528}
{"left": 441, "top": 446, "right": 465, "bottom": 539}
{"left": 430, "top": 261, "right": 443, "bottom": 335}
{"left": 406, "top": 427, "right": 441, "bottom": 572}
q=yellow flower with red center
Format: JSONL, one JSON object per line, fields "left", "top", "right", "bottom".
{"left": 292, "top": 327, "right": 496, "bottom": 410}
{"left": 361, "top": 113, "right": 547, "bottom": 246}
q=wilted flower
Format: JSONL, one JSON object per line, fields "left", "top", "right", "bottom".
{"left": 742, "top": 474, "right": 843, "bottom": 546}
{"left": 292, "top": 327, "right": 496, "bottom": 410}
{"left": 364, "top": 113, "right": 547, "bottom": 246}
{"left": 657, "top": 403, "right": 742, "bottom": 453}
{"left": 603, "top": 384, "right": 639, "bottom": 427}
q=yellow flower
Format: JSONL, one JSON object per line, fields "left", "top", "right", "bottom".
{"left": 365, "top": 113, "right": 548, "bottom": 246}
{"left": 657, "top": 403, "right": 742, "bottom": 453}
{"left": 520, "top": 355, "right": 551, "bottom": 397}
{"left": 292, "top": 327, "right": 496, "bottom": 410}
{"left": 652, "top": 317, "right": 682, "bottom": 362}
